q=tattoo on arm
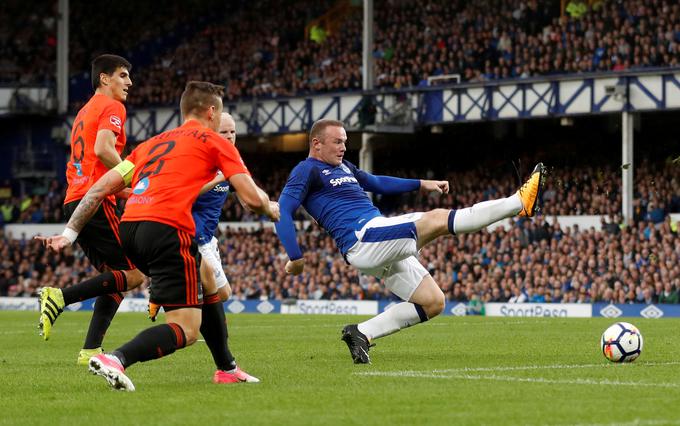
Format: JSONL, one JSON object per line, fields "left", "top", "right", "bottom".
{"left": 66, "top": 171, "right": 127, "bottom": 232}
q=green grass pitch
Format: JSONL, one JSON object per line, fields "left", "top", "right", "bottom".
{"left": 1, "top": 311, "right": 679, "bottom": 425}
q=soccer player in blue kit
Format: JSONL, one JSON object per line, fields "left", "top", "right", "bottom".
{"left": 192, "top": 112, "right": 259, "bottom": 383}
{"left": 275, "top": 119, "right": 545, "bottom": 364}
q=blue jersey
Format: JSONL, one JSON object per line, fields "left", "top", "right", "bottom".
{"left": 280, "top": 158, "right": 382, "bottom": 253}
{"left": 192, "top": 181, "right": 230, "bottom": 245}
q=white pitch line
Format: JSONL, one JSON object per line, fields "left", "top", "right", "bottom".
{"left": 553, "top": 419, "right": 680, "bottom": 426}
{"left": 432, "top": 360, "right": 680, "bottom": 373}
{"left": 449, "top": 373, "right": 680, "bottom": 388}
{"left": 356, "top": 370, "right": 680, "bottom": 388}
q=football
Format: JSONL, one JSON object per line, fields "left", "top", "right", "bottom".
{"left": 601, "top": 322, "right": 644, "bottom": 363}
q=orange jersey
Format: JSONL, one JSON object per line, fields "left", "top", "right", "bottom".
{"left": 64, "top": 93, "right": 127, "bottom": 204}
{"left": 121, "top": 120, "right": 250, "bottom": 235}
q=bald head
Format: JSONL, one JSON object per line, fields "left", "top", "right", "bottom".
{"left": 218, "top": 112, "right": 236, "bottom": 145}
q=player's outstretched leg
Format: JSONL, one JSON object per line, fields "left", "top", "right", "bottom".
{"left": 38, "top": 287, "right": 65, "bottom": 341}
{"left": 37, "top": 271, "right": 130, "bottom": 342}
{"left": 414, "top": 162, "right": 546, "bottom": 248}
{"left": 449, "top": 162, "right": 546, "bottom": 234}
{"left": 88, "top": 353, "right": 135, "bottom": 392}
{"left": 516, "top": 162, "right": 546, "bottom": 217}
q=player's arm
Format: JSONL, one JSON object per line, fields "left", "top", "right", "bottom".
{"left": 115, "top": 188, "right": 133, "bottom": 199}
{"left": 94, "top": 129, "right": 124, "bottom": 169}
{"left": 228, "top": 173, "right": 279, "bottom": 221}
{"left": 199, "top": 172, "right": 227, "bottom": 196}
{"left": 35, "top": 160, "right": 135, "bottom": 252}
{"left": 234, "top": 186, "right": 267, "bottom": 212}
{"left": 355, "top": 166, "right": 449, "bottom": 195}
{"left": 418, "top": 179, "right": 449, "bottom": 195}
{"left": 354, "top": 169, "right": 421, "bottom": 194}
{"left": 275, "top": 193, "right": 305, "bottom": 275}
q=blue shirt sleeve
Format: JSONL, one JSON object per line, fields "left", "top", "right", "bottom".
{"left": 276, "top": 162, "right": 314, "bottom": 261}
{"left": 280, "top": 161, "right": 313, "bottom": 201}
{"left": 275, "top": 193, "right": 303, "bottom": 260}
{"left": 346, "top": 161, "right": 420, "bottom": 194}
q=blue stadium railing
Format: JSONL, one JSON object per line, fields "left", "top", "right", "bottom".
{"left": 61, "top": 67, "right": 680, "bottom": 141}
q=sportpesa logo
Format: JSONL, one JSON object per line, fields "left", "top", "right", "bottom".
{"left": 329, "top": 176, "right": 358, "bottom": 187}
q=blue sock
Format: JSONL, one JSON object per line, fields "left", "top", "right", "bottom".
{"left": 447, "top": 209, "right": 457, "bottom": 235}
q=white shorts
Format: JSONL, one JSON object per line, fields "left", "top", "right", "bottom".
{"left": 345, "top": 213, "right": 429, "bottom": 301}
{"left": 198, "top": 236, "right": 229, "bottom": 289}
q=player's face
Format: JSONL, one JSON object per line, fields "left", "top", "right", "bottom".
{"left": 318, "top": 126, "right": 347, "bottom": 166}
{"left": 219, "top": 114, "right": 236, "bottom": 145}
{"left": 107, "top": 67, "right": 132, "bottom": 102}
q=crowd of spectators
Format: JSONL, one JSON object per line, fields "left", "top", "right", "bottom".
{"left": 125, "top": 0, "right": 680, "bottom": 105}
{"left": 3, "top": 154, "right": 677, "bottom": 224}
{"left": 0, "top": 0, "right": 227, "bottom": 87}
{"left": 2, "top": 211, "right": 678, "bottom": 305}
{"left": 377, "top": 157, "right": 680, "bottom": 224}
{"left": 5, "top": 0, "right": 680, "bottom": 106}
{"left": 0, "top": 1, "right": 56, "bottom": 85}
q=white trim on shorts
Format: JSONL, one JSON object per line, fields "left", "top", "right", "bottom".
{"left": 345, "top": 213, "right": 429, "bottom": 301}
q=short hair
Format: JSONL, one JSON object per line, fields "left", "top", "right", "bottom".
{"left": 309, "top": 119, "right": 344, "bottom": 144}
{"left": 180, "top": 81, "right": 225, "bottom": 118}
{"left": 91, "top": 54, "right": 132, "bottom": 90}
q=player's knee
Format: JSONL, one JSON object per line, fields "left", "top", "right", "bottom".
{"left": 124, "top": 269, "right": 145, "bottom": 289}
{"left": 181, "top": 325, "right": 200, "bottom": 346}
{"left": 218, "top": 285, "right": 231, "bottom": 302}
{"left": 424, "top": 291, "right": 445, "bottom": 318}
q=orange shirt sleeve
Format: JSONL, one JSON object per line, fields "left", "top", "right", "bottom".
{"left": 97, "top": 100, "right": 126, "bottom": 135}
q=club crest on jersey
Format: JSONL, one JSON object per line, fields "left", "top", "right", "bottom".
{"left": 109, "top": 115, "right": 122, "bottom": 128}
{"left": 133, "top": 177, "right": 150, "bottom": 194}
{"left": 340, "top": 163, "right": 351, "bottom": 174}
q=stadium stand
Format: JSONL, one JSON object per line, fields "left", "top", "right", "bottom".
{"left": 2, "top": 214, "right": 678, "bottom": 303}
{"left": 1, "top": 0, "right": 679, "bottom": 304}
{"left": 3, "top": 152, "right": 678, "bottom": 224}
{"left": 3, "top": 0, "right": 680, "bottom": 105}
{"left": 122, "top": 0, "right": 680, "bottom": 106}
{"left": 0, "top": 1, "right": 56, "bottom": 85}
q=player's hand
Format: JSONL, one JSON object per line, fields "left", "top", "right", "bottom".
{"left": 267, "top": 201, "right": 280, "bottom": 222}
{"left": 115, "top": 188, "right": 132, "bottom": 199}
{"left": 34, "top": 235, "right": 72, "bottom": 252}
{"left": 420, "top": 179, "right": 449, "bottom": 195}
{"left": 285, "top": 258, "right": 305, "bottom": 275}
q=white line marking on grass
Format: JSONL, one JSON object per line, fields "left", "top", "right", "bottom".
{"left": 449, "top": 373, "right": 680, "bottom": 388}
{"left": 356, "top": 370, "right": 680, "bottom": 388}
{"left": 557, "top": 419, "right": 680, "bottom": 426}
{"left": 432, "top": 360, "right": 680, "bottom": 374}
